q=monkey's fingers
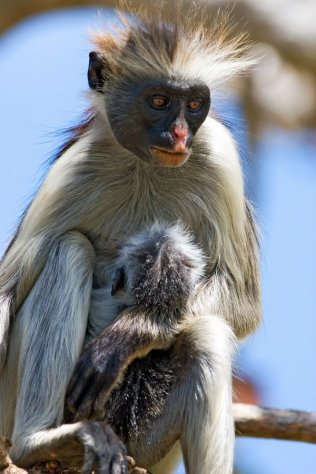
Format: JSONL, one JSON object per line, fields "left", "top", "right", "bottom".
{"left": 65, "top": 355, "right": 124, "bottom": 421}
{"left": 78, "top": 422, "right": 128, "bottom": 474}
{"left": 66, "top": 318, "right": 157, "bottom": 421}
{"left": 66, "top": 372, "right": 106, "bottom": 421}
{"left": 77, "top": 367, "right": 123, "bottom": 420}
{"left": 65, "top": 366, "right": 95, "bottom": 421}
{"left": 85, "top": 349, "right": 145, "bottom": 418}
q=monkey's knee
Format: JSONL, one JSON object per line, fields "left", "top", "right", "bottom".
{"left": 57, "top": 231, "right": 95, "bottom": 267}
{"left": 117, "top": 223, "right": 205, "bottom": 311}
{"left": 179, "top": 315, "right": 236, "bottom": 372}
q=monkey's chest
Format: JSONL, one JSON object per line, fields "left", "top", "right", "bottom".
{"left": 103, "top": 347, "right": 179, "bottom": 444}
{"left": 87, "top": 172, "right": 214, "bottom": 253}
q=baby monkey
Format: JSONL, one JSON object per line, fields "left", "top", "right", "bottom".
{"left": 65, "top": 223, "right": 205, "bottom": 425}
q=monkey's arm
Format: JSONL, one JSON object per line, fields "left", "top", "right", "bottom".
{"left": 193, "top": 202, "right": 261, "bottom": 339}
{"left": 0, "top": 141, "right": 103, "bottom": 372}
{"left": 65, "top": 308, "right": 172, "bottom": 422}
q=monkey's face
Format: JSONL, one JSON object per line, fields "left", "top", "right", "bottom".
{"left": 106, "top": 78, "right": 210, "bottom": 167}
{"left": 88, "top": 52, "right": 210, "bottom": 167}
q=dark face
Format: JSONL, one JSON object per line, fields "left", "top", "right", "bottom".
{"left": 88, "top": 53, "right": 210, "bottom": 167}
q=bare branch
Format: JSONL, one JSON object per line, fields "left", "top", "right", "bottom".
{"left": 2, "top": 404, "right": 316, "bottom": 474}
{"left": 234, "top": 403, "right": 316, "bottom": 443}
{"left": 1, "top": 0, "right": 316, "bottom": 77}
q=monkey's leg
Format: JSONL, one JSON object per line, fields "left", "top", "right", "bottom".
{"left": 150, "top": 442, "right": 181, "bottom": 474}
{"left": 179, "top": 315, "right": 235, "bottom": 474}
{"left": 1, "top": 231, "right": 127, "bottom": 473}
{"left": 128, "top": 315, "right": 235, "bottom": 474}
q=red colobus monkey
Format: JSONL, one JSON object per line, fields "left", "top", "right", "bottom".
{"left": 0, "top": 6, "right": 260, "bottom": 474}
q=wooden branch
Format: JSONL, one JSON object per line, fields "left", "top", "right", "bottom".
{"left": 234, "top": 403, "right": 316, "bottom": 443}
{"left": 0, "top": 0, "right": 121, "bottom": 34}
{"left": 1, "top": 0, "right": 316, "bottom": 77}
{"left": 1, "top": 405, "right": 316, "bottom": 473}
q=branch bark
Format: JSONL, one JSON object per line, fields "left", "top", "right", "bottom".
{"left": 1, "top": 405, "right": 316, "bottom": 473}
{"left": 1, "top": 0, "right": 316, "bottom": 77}
{"left": 234, "top": 403, "right": 316, "bottom": 443}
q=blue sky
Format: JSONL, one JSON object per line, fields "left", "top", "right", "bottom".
{"left": 1, "top": 8, "right": 316, "bottom": 474}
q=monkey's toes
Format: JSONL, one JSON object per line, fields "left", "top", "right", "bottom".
{"left": 78, "top": 421, "right": 128, "bottom": 474}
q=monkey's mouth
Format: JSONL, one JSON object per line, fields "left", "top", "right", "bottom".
{"left": 151, "top": 147, "right": 190, "bottom": 167}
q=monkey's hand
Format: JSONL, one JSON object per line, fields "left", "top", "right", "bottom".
{"left": 65, "top": 310, "right": 166, "bottom": 422}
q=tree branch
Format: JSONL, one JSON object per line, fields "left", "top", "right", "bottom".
{"left": 1, "top": 0, "right": 316, "bottom": 77}
{"left": 234, "top": 403, "right": 316, "bottom": 443}
{"left": 2, "top": 405, "right": 316, "bottom": 473}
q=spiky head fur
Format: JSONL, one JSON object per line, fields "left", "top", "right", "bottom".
{"left": 91, "top": 2, "right": 254, "bottom": 89}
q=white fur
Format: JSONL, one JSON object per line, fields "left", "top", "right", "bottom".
{"left": 179, "top": 315, "right": 235, "bottom": 474}
{"left": 0, "top": 232, "right": 95, "bottom": 464}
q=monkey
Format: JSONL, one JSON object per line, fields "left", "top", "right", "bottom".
{"left": 64, "top": 222, "right": 206, "bottom": 423}
{"left": 0, "top": 5, "right": 261, "bottom": 474}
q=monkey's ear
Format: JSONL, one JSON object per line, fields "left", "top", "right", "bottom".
{"left": 88, "top": 51, "right": 108, "bottom": 91}
{"left": 111, "top": 267, "right": 125, "bottom": 296}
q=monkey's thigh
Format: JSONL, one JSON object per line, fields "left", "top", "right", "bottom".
{"left": 2, "top": 232, "right": 95, "bottom": 450}
{"left": 102, "top": 347, "right": 182, "bottom": 469}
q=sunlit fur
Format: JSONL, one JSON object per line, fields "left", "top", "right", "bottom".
{"left": 0, "top": 5, "right": 260, "bottom": 474}
{"left": 92, "top": 4, "right": 253, "bottom": 88}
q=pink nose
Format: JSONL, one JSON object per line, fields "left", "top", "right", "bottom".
{"left": 172, "top": 125, "right": 188, "bottom": 139}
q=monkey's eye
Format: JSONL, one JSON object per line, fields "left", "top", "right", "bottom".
{"left": 187, "top": 99, "right": 203, "bottom": 112}
{"left": 149, "top": 95, "right": 170, "bottom": 110}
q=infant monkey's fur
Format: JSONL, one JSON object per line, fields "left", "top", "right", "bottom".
{"left": 0, "top": 4, "right": 261, "bottom": 474}
{"left": 65, "top": 224, "right": 205, "bottom": 423}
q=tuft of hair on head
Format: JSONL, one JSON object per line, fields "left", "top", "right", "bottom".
{"left": 90, "top": 0, "right": 255, "bottom": 89}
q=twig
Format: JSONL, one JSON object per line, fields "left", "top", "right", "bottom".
{"left": 2, "top": 405, "right": 316, "bottom": 474}
{"left": 234, "top": 403, "right": 316, "bottom": 443}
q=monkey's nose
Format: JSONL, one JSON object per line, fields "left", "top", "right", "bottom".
{"left": 172, "top": 124, "right": 187, "bottom": 138}
{"left": 171, "top": 124, "right": 188, "bottom": 141}
{"left": 171, "top": 124, "right": 189, "bottom": 151}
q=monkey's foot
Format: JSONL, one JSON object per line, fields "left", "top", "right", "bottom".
{"left": 25, "top": 456, "right": 149, "bottom": 474}
{"left": 77, "top": 422, "right": 128, "bottom": 474}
